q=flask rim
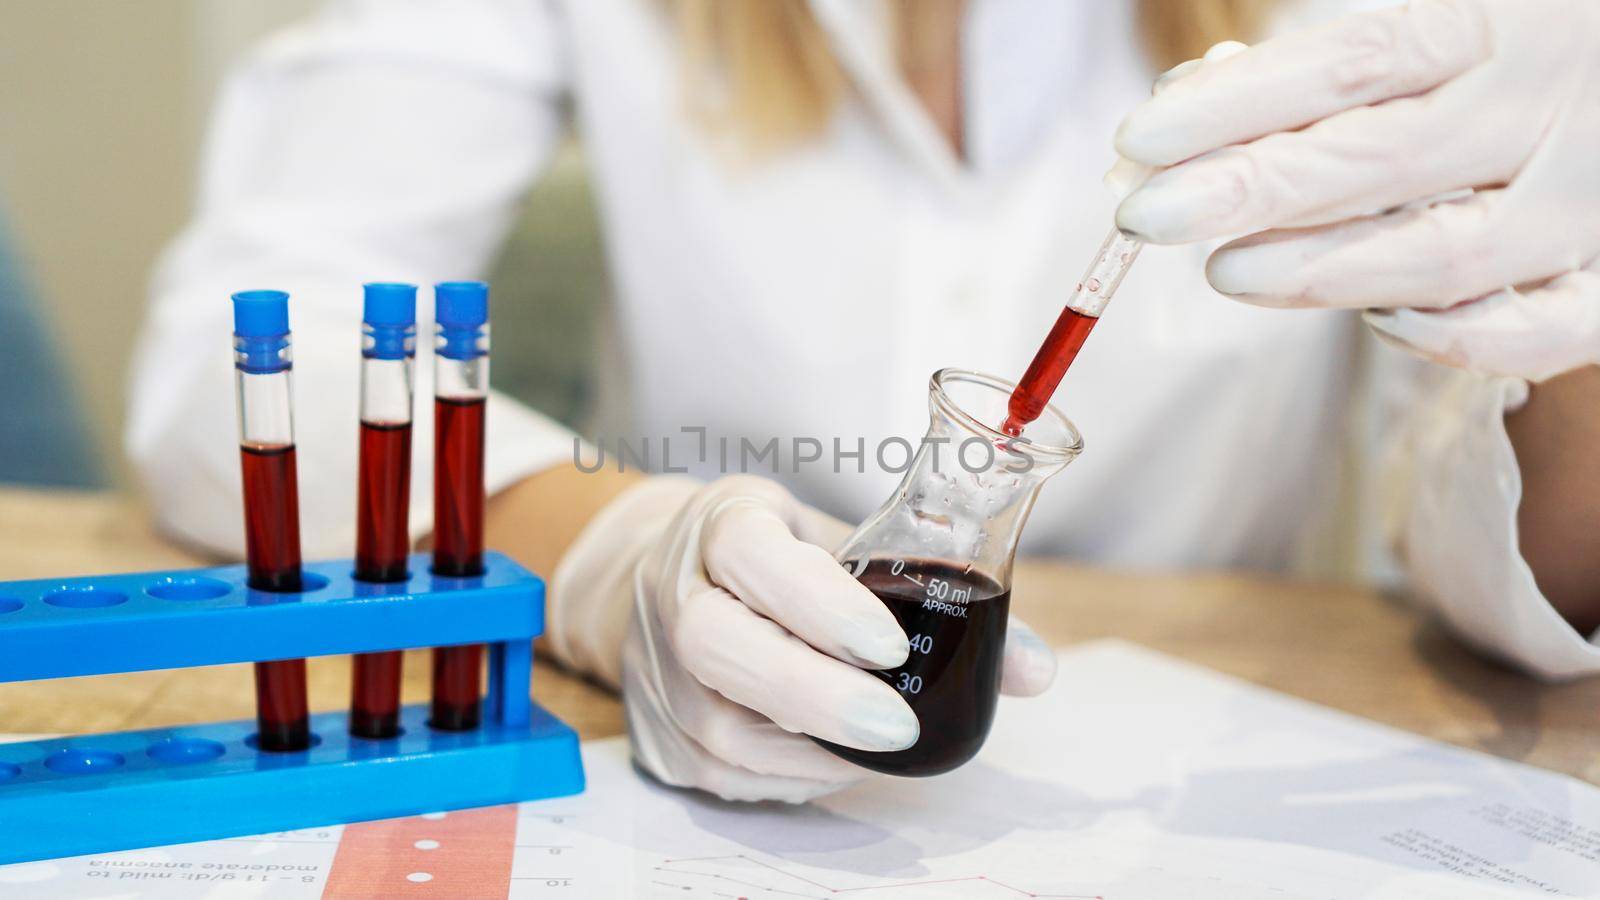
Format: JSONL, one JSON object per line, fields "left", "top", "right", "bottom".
{"left": 929, "top": 368, "right": 1084, "bottom": 461}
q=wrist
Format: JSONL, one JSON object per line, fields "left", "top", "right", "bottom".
{"left": 546, "top": 474, "right": 702, "bottom": 687}
{"left": 483, "top": 461, "right": 645, "bottom": 579}
{"left": 1505, "top": 365, "right": 1600, "bottom": 634}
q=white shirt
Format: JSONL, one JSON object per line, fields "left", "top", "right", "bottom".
{"left": 126, "top": 0, "right": 1600, "bottom": 679}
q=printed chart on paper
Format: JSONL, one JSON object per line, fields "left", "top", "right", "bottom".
{"left": 4, "top": 640, "right": 1598, "bottom": 899}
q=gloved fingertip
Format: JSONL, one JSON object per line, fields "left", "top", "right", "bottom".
{"left": 1114, "top": 187, "right": 1183, "bottom": 245}
{"left": 843, "top": 630, "right": 909, "bottom": 669}
{"left": 1150, "top": 58, "right": 1202, "bottom": 95}
{"left": 1114, "top": 100, "right": 1202, "bottom": 169}
{"left": 1202, "top": 40, "right": 1249, "bottom": 62}
{"left": 1111, "top": 115, "right": 1163, "bottom": 167}
{"left": 1112, "top": 196, "right": 1142, "bottom": 241}
{"left": 1206, "top": 242, "right": 1308, "bottom": 305}
{"left": 1000, "top": 623, "right": 1057, "bottom": 697}
{"left": 1102, "top": 157, "right": 1155, "bottom": 204}
{"left": 1204, "top": 246, "right": 1255, "bottom": 296}
{"left": 1117, "top": 40, "right": 1247, "bottom": 165}
{"left": 841, "top": 692, "right": 919, "bottom": 752}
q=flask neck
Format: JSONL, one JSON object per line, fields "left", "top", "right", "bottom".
{"left": 836, "top": 369, "right": 1080, "bottom": 588}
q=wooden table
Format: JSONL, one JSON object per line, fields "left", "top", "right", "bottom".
{"left": 2, "top": 489, "right": 1596, "bottom": 785}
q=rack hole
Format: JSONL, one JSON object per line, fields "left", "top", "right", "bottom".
{"left": 43, "top": 587, "right": 128, "bottom": 609}
{"left": 351, "top": 570, "right": 412, "bottom": 588}
{"left": 148, "top": 737, "right": 226, "bottom": 764}
{"left": 146, "top": 577, "right": 232, "bottom": 602}
{"left": 44, "top": 749, "right": 125, "bottom": 774}
{"left": 243, "top": 733, "right": 323, "bottom": 751}
{"left": 351, "top": 727, "right": 406, "bottom": 742}
{"left": 0, "top": 762, "right": 19, "bottom": 783}
{"left": 246, "top": 572, "right": 331, "bottom": 603}
{"left": 0, "top": 597, "right": 21, "bottom": 614}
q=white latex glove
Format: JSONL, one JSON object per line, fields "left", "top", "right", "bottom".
{"left": 549, "top": 474, "right": 1059, "bottom": 803}
{"left": 1103, "top": 41, "right": 1250, "bottom": 201}
{"left": 1112, "top": 0, "right": 1600, "bottom": 382}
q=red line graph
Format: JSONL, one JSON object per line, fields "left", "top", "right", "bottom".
{"left": 656, "top": 854, "right": 1103, "bottom": 898}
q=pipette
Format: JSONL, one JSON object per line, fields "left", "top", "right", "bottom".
{"left": 1001, "top": 41, "right": 1253, "bottom": 437}
{"left": 1001, "top": 153, "right": 1155, "bottom": 437}
{"left": 1001, "top": 225, "right": 1144, "bottom": 437}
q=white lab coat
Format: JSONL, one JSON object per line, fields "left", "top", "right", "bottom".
{"left": 126, "top": 0, "right": 1600, "bottom": 679}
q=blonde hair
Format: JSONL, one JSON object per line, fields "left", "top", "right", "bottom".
{"left": 668, "top": 0, "right": 1276, "bottom": 151}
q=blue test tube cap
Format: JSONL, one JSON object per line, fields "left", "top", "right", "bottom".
{"left": 231, "top": 290, "right": 290, "bottom": 337}
{"left": 435, "top": 281, "right": 489, "bottom": 361}
{"left": 363, "top": 283, "right": 417, "bottom": 360}
{"left": 231, "top": 290, "right": 292, "bottom": 373}
{"left": 363, "top": 282, "right": 417, "bottom": 327}
{"left": 435, "top": 281, "right": 489, "bottom": 328}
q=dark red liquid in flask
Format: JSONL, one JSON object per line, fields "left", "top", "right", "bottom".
{"left": 1002, "top": 308, "right": 1098, "bottom": 437}
{"left": 431, "top": 395, "right": 486, "bottom": 730}
{"left": 350, "top": 420, "right": 412, "bottom": 738}
{"left": 814, "top": 559, "right": 1011, "bottom": 776}
{"left": 240, "top": 443, "right": 312, "bottom": 752}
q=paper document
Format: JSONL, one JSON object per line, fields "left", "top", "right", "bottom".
{"left": 4, "top": 640, "right": 1597, "bottom": 898}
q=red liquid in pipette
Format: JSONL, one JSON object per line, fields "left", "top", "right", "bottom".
{"left": 1001, "top": 225, "right": 1143, "bottom": 436}
{"left": 240, "top": 443, "right": 312, "bottom": 751}
{"left": 1001, "top": 308, "right": 1099, "bottom": 436}
{"left": 351, "top": 420, "right": 412, "bottom": 739}
{"left": 431, "top": 396, "right": 486, "bottom": 731}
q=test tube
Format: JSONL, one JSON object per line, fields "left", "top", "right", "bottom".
{"left": 349, "top": 283, "right": 417, "bottom": 739}
{"left": 429, "top": 281, "right": 489, "bottom": 731}
{"left": 232, "top": 290, "right": 312, "bottom": 752}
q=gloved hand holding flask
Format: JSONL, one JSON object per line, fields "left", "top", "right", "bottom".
{"left": 548, "top": 392, "right": 1065, "bottom": 803}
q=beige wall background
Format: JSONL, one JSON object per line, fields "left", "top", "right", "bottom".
{"left": 0, "top": 0, "right": 318, "bottom": 485}
{"left": 0, "top": 1, "right": 609, "bottom": 488}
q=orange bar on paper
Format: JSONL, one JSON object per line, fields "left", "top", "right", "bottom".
{"left": 322, "top": 804, "right": 518, "bottom": 898}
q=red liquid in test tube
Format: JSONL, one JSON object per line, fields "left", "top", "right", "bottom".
{"left": 241, "top": 445, "right": 304, "bottom": 592}
{"left": 233, "top": 291, "right": 312, "bottom": 753}
{"left": 349, "top": 420, "right": 412, "bottom": 738}
{"left": 431, "top": 395, "right": 486, "bottom": 730}
{"left": 430, "top": 282, "right": 490, "bottom": 732}
{"left": 355, "top": 421, "right": 413, "bottom": 583}
{"left": 349, "top": 284, "right": 418, "bottom": 740}
{"left": 432, "top": 397, "right": 486, "bottom": 578}
{"left": 241, "top": 444, "right": 310, "bottom": 750}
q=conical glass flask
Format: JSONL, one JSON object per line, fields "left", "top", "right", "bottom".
{"left": 818, "top": 368, "right": 1082, "bottom": 776}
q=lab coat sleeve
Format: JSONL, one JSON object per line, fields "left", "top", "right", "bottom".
{"left": 1392, "top": 367, "right": 1600, "bottom": 680}
{"left": 125, "top": 0, "right": 576, "bottom": 560}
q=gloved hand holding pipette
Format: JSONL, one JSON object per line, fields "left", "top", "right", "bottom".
{"left": 1112, "top": 0, "right": 1600, "bottom": 382}
{"left": 547, "top": 474, "right": 1058, "bottom": 803}
{"left": 1105, "top": 0, "right": 1600, "bottom": 670}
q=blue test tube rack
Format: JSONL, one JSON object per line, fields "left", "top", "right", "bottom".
{"left": 0, "top": 551, "right": 584, "bottom": 865}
